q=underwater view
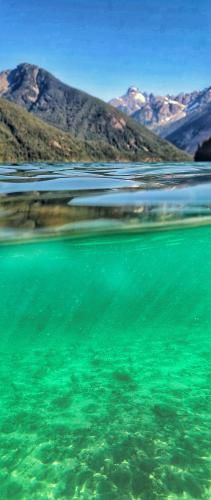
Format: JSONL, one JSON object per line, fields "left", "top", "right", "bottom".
{"left": 0, "top": 163, "right": 210, "bottom": 499}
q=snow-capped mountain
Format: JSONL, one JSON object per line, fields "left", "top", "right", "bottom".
{"left": 109, "top": 87, "right": 198, "bottom": 131}
{"left": 110, "top": 86, "right": 147, "bottom": 115}
{"left": 109, "top": 86, "right": 211, "bottom": 152}
{"left": 133, "top": 95, "right": 187, "bottom": 134}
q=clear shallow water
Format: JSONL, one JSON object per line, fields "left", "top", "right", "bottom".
{"left": 0, "top": 163, "right": 210, "bottom": 499}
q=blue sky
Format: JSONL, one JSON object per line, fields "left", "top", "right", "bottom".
{"left": 0, "top": 0, "right": 210, "bottom": 100}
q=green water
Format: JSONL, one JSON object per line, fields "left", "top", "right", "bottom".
{"left": 0, "top": 226, "right": 210, "bottom": 499}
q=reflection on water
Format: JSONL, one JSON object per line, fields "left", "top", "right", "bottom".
{"left": 1, "top": 162, "right": 211, "bottom": 240}
{"left": 0, "top": 163, "right": 210, "bottom": 499}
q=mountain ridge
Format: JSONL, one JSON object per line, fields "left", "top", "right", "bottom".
{"left": 0, "top": 98, "right": 190, "bottom": 163}
{"left": 0, "top": 98, "right": 114, "bottom": 163}
{"left": 0, "top": 63, "right": 190, "bottom": 162}
{"left": 166, "top": 103, "right": 211, "bottom": 154}
{"left": 110, "top": 85, "right": 211, "bottom": 152}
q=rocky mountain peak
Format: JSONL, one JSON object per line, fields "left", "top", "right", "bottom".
{"left": 109, "top": 86, "right": 146, "bottom": 115}
{"left": 127, "top": 86, "right": 140, "bottom": 94}
{"left": 0, "top": 63, "right": 41, "bottom": 106}
{"left": 109, "top": 84, "right": 211, "bottom": 151}
{"left": 127, "top": 86, "right": 146, "bottom": 103}
{"left": 17, "top": 62, "right": 39, "bottom": 69}
{"left": 109, "top": 87, "right": 187, "bottom": 129}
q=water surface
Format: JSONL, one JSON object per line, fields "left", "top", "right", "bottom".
{"left": 1, "top": 161, "right": 211, "bottom": 240}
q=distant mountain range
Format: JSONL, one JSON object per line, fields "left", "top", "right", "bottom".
{"left": 110, "top": 86, "right": 211, "bottom": 153}
{"left": 0, "top": 63, "right": 190, "bottom": 163}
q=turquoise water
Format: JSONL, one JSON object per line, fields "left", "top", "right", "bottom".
{"left": 0, "top": 163, "right": 210, "bottom": 499}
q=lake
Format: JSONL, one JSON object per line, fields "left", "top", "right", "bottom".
{"left": 0, "top": 163, "right": 210, "bottom": 499}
